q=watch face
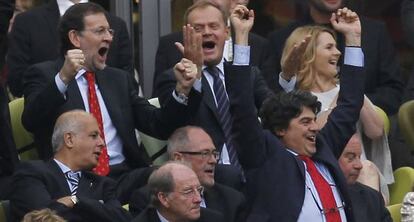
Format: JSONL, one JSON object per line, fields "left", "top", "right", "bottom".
{"left": 71, "top": 195, "right": 78, "bottom": 204}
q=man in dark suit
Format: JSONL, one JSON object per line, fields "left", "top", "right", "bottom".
{"left": 22, "top": 2, "right": 201, "bottom": 204}
{"left": 227, "top": 8, "right": 364, "bottom": 221}
{"left": 130, "top": 126, "right": 246, "bottom": 222}
{"left": 152, "top": 0, "right": 270, "bottom": 97}
{"left": 0, "top": 0, "right": 19, "bottom": 200}
{"left": 156, "top": 2, "right": 271, "bottom": 172}
{"left": 7, "top": 0, "right": 135, "bottom": 97}
{"left": 338, "top": 134, "right": 392, "bottom": 222}
{"left": 132, "top": 161, "right": 224, "bottom": 222}
{"left": 265, "top": 0, "right": 403, "bottom": 116}
{"left": 10, "top": 110, "right": 131, "bottom": 222}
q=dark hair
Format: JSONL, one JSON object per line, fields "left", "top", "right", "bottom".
{"left": 184, "top": 0, "right": 228, "bottom": 25}
{"left": 58, "top": 2, "right": 107, "bottom": 55}
{"left": 259, "top": 90, "right": 321, "bottom": 134}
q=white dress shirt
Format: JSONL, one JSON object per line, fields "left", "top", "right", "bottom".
{"left": 54, "top": 158, "right": 82, "bottom": 192}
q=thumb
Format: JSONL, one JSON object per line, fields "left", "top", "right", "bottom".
{"left": 175, "top": 42, "right": 185, "bottom": 56}
{"left": 330, "top": 13, "right": 338, "bottom": 29}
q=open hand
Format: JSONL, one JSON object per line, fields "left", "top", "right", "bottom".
{"left": 175, "top": 24, "right": 203, "bottom": 71}
{"left": 281, "top": 34, "right": 311, "bottom": 80}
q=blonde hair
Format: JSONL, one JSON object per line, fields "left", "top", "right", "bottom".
{"left": 281, "top": 25, "right": 338, "bottom": 90}
{"left": 21, "top": 208, "right": 66, "bottom": 222}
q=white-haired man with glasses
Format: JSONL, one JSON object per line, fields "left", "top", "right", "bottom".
{"left": 130, "top": 126, "right": 246, "bottom": 222}
{"left": 132, "top": 161, "right": 224, "bottom": 222}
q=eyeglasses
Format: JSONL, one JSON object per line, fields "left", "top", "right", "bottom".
{"left": 306, "top": 185, "right": 345, "bottom": 216}
{"left": 178, "top": 150, "right": 220, "bottom": 160}
{"left": 178, "top": 186, "right": 204, "bottom": 199}
{"left": 82, "top": 27, "right": 115, "bottom": 37}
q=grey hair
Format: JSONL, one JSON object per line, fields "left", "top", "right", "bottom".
{"left": 51, "top": 110, "right": 89, "bottom": 152}
{"left": 148, "top": 161, "right": 192, "bottom": 208}
{"left": 167, "top": 126, "right": 205, "bottom": 158}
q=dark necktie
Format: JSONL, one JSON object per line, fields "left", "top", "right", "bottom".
{"left": 206, "top": 67, "right": 241, "bottom": 170}
{"left": 65, "top": 171, "right": 80, "bottom": 195}
{"left": 85, "top": 71, "right": 110, "bottom": 176}
{"left": 299, "top": 155, "right": 342, "bottom": 222}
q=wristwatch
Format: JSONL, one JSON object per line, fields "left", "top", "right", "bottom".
{"left": 70, "top": 195, "right": 78, "bottom": 205}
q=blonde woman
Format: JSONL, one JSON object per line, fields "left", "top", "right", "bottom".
{"left": 280, "top": 14, "right": 393, "bottom": 204}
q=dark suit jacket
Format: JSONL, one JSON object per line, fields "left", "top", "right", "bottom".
{"left": 129, "top": 183, "right": 246, "bottom": 222}
{"left": 10, "top": 160, "right": 131, "bottom": 222}
{"left": 226, "top": 63, "right": 365, "bottom": 221}
{"left": 0, "top": 0, "right": 19, "bottom": 200}
{"left": 348, "top": 182, "right": 392, "bottom": 222}
{"left": 132, "top": 206, "right": 225, "bottom": 222}
{"left": 265, "top": 15, "right": 403, "bottom": 115}
{"left": 152, "top": 31, "right": 270, "bottom": 97}
{"left": 22, "top": 59, "right": 201, "bottom": 168}
{"left": 155, "top": 63, "right": 272, "bottom": 155}
{"left": 7, "top": 0, "right": 134, "bottom": 97}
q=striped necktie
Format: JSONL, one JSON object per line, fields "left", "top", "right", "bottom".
{"left": 65, "top": 171, "right": 81, "bottom": 195}
{"left": 206, "top": 66, "right": 242, "bottom": 171}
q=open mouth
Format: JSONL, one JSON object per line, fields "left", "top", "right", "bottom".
{"left": 306, "top": 135, "right": 316, "bottom": 143}
{"left": 202, "top": 41, "right": 215, "bottom": 50}
{"left": 98, "top": 47, "right": 109, "bottom": 57}
{"left": 328, "top": 59, "right": 337, "bottom": 66}
{"left": 93, "top": 151, "right": 101, "bottom": 159}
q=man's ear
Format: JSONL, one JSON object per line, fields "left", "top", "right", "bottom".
{"left": 158, "top": 192, "right": 170, "bottom": 208}
{"left": 63, "top": 132, "right": 75, "bottom": 148}
{"left": 68, "top": 29, "right": 81, "bottom": 48}
{"left": 173, "top": 152, "right": 184, "bottom": 161}
{"left": 274, "top": 129, "right": 286, "bottom": 137}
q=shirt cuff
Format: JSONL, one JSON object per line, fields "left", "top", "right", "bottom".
{"left": 279, "top": 73, "right": 296, "bottom": 92}
{"left": 55, "top": 73, "right": 68, "bottom": 94}
{"left": 344, "top": 47, "right": 364, "bottom": 67}
{"left": 172, "top": 90, "right": 188, "bottom": 105}
{"left": 193, "top": 78, "right": 202, "bottom": 92}
{"left": 233, "top": 44, "right": 250, "bottom": 65}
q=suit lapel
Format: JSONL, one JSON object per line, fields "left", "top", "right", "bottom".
{"left": 66, "top": 79, "right": 85, "bottom": 110}
{"left": 202, "top": 73, "right": 221, "bottom": 121}
{"left": 77, "top": 171, "right": 96, "bottom": 198}
{"left": 47, "top": 160, "right": 72, "bottom": 196}
{"left": 94, "top": 69, "right": 121, "bottom": 126}
{"left": 203, "top": 186, "right": 223, "bottom": 213}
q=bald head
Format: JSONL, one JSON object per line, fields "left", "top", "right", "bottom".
{"left": 52, "top": 110, "right": 94, "bottom": 152}
{"left": 52, "top": 110, "right": 104, "bottom": 171}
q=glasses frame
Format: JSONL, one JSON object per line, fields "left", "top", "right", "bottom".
{"left": 81, "top": 27, "right": 115, "bottom": 37}
{"left": 178, "top": 150, "right": 220, "bottom": 161}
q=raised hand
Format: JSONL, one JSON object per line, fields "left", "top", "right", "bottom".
{"left": 59, "top": 49, "right": 85, "bottom": 84}
{"left": 230, "top": 4, "right": 254, "bottom": 45}
{"left": 330, "top": 7, "right": 361, "bottom": 47}
{"left": 175, "top": 24, "right": 203, "bottom": 75}
{"left": 281, "top": 35, "right": 311, "bottom": 80}
{"left": 174, "top": 58, "right": 198, "bottom": 96}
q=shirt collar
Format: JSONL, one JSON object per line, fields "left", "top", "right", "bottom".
{"left": 57, "top": 0, "right": 89, "bottom": 16}
{"left": 54, "top": 158, "right": 82, "bottom": 176}
{"left": 156, "top": 210, "right": 170, "bottom": 222}
{"left": 202, "top": 58, "right": 225, "bottom": 76}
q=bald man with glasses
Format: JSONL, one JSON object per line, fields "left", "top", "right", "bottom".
{"left": 130, "top": 126, "right": 247, "bottom": 222}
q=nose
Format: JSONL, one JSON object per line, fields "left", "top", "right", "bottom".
{"left": 334, "top": 47, "right": 342, "bottom": 57}
{"left": 97, "top": 134, "right": 105, "bottom": 148}
{"left": 103, "top": 31, "right": 113, "bottom": 42}
{"left": 193, "top": 191, "right": 202, "bottom": 203}
{"left": 353, "top": 158, "right": 363, "bottom": 170}
{"left": 309, "top": 120, "right": 320, "bottom": 132}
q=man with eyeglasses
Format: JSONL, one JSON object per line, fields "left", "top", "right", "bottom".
{"left": 132, "top": 161, "right": 224, "bottom": 222}
{"left": 130, "top": 126, "right": 246, "bottom": 222}
{"left": 21, "top": 2, "right": 202, "bottom": 205}
{"left": 7, "top": 0, "right": 136, "bottom": 98}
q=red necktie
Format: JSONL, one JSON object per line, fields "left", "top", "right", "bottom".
{"left": 85, "top": 71, "right": 110, "bottom": 176}
{"left": 299, "top": 155, "right": 342, "bottom": 222}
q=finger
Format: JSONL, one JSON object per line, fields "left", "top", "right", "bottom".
{"left": 175, "top": 42, "right": 185, "bottom": 56}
